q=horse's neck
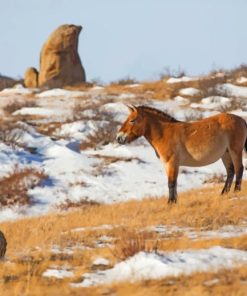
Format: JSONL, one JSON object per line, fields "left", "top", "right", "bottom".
{"left": 144, "top": 115, "right": 167, "bottom": 146}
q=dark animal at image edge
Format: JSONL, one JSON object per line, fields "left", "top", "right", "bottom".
{"left": 116, "top": 105, "right": 247, "bottom": 203}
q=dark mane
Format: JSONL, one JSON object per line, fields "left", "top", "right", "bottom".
{"left": 137, "top": 106, "right": 180, "bottom": 123}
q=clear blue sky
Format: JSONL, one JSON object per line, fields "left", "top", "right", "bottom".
{"left": 1, "top": 0, "right": 247, "bottom": 82}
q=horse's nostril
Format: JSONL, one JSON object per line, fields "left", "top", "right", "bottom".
{"left": 116, "top": 134, "right": 126, "bottom": 144}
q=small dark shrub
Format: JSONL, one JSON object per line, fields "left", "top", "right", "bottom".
{"left": 112, "top": 76, "right": 138, "bottom": 85}
{"left": 0, "top": 122, "right": 32, "bottom": 149}
{"left": 0, "top": 167, "right": 47, "bottom": 207}
{"left": 3, "top": 100, "right": 36, "bottom": 115}
{"left": 0, "top": 74, "right": 22, "bottom": 91}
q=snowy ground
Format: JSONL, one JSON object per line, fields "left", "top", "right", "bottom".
{"left": 1, "top": 77, "right": 247, "bottom": 288}
{"left": 0, "top": 81, "right": 247, "bottom": 221}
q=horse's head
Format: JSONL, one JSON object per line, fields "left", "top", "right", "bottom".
{"left": 116, "top": 105, "right": 146, "bottom": 144}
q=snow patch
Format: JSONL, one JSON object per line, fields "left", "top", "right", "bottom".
{"left": 42, "top": 268, "right": 74, "bottom": 279}
{"left": 173, "top": 96, "right": 190, "bottom": 105}
{"left": 117, "top": 93, "right": 136, "bottom": 100}
{"left": 92, "top": 257, "right": 110, "bottom": 266}
{"left": 179, "top": 87, "right": 201, "bottom": 96}
{"left": 217, "top": 83, "right": 247, "bottom": 98}
{"left": 13, "top": 107, "right": 70, "bottom": 117}
{"left": 72, "top": 247, "right": 247, "bottom": 287}
{"left": 36, "top": 88, "right": 87, "bottom": 98}
{"left": 166, "top": 76, "right": 198, "bottom": 84}
{"left": 0, "top": 84, "right": 35, "bottom": 96}
{"left": 236, "top": 77, "right": 247, "bottom": 85}
{"left": 191, "top": 96, "right": 232, "bottom": 110}
{"left": 54, "top": 120, "right": 108, "bottom": 141}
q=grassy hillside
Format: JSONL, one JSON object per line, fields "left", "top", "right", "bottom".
{"left": 0, "top": 183, "right": 247, "bottom": 295}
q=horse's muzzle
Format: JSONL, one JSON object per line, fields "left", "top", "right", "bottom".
{"left": 116, "top": 132, "right": 127, "bottom": 144}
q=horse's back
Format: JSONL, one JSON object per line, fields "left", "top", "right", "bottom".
{"left": 189, "top": 113, "right": 246, "bottom": 137}
{"left": 216, "top": 113, "right": 247, "bottom": 147}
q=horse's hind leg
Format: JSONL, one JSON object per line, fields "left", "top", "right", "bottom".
{"left": 221, "top": 150, "right": 235, "bottom": 194}
{"left": 229, "top": 150, "right": 244, "bottom": 192}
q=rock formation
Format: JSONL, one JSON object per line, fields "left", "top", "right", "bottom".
{"left": 24, "top": 67, "right": 39, "bottom": 88}
{"left": 38, "top": 24, "right": 86, "bottom": 88}
{"left": 24, "top": 24, "right": 86, "bottom": 88}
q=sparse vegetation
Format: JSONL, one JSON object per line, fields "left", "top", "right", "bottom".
{"left": 111, "top": 76, "right": 138, "bottom": 85}
{"left": 226, "top": 64, "right": 247, "bottom": 85}
{"left": 64, "top": 81, "right": 94, "bottom": 91}
{"left": 197, "top": 74, "right": 228, "bottom": 97}
{"left": 0, "top": 74, "right": 22, "bottom": 91}
{"left": 0, "top": 122, "right": 31, "bottom": 149}
{"left": 0, "top": 167, "right": 47, "bottom": 207}
{"left": 111, "top": 228, "right": 159, "bottom": 260}
{"left": 79, "top": 121, "right": 118, "bottom": 150}
{"left": 159, "top": 66, "right": 186, "bottom": 80}
{"left": 204, "top": 173, "right": 225, "bottom": 184}
{"left": 3, "top": 99, "right": 36, "bottom": 116}
{"left": 58, "top": 198, "right": 99, "bottom": 210}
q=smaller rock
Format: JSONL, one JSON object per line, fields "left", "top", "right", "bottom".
{"left": 24, "top": 67, "right": 39, "bottom": 88}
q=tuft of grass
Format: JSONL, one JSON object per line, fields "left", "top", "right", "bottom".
{"left": 197, "top": 75, "right": 227, "bottom": 98}
{"left": 0, "top": 167, "right": 47, "bottom": 207}
{"left": 111, "top": 76, "right": 138, "bottom": 86}
{"left": 3, "top": 99, "right": 37, "bottom": 116}
{"left": 58, "top": 199, "right": 99, "bottom": 211}
{"left": 111, "top": 228, "right": 159, "bottom": 260}
{"left": 204, "top": 173, "right": 225, "bottom": 184}
{"left": 0, "top": 122, "right": 33, "bottom": 149}
{"left": 64, "top": 82, "right": 94, "bottom": 91}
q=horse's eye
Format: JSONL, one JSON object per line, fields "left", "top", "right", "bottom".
{"left": 129, "top": 119, "right": 136, "bottom": 124}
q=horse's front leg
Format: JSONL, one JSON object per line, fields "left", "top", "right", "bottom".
{"left": 164, "top": 158, "right": 179, "bottom": 204}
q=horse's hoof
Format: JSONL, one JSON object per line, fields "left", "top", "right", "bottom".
{"left": 167, "top": 199, "right": 177, "bottom": 205}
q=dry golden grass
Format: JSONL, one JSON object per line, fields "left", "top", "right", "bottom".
{"left": 104, "top": 75, "right": 229, "bottom": 101}
{"left": 105, "top": 79, "right": 201, "bottom": 100}
{"left": 1, "top": 182, "right": 247, "bottom": 251}
{"left": 0, "top": 182, "right": 247, "bottom": 295}
{"left": 103, "top": 69, "right": 247, "bottom": 102}
{"left": 64, "top": 82, "right": 94, "bottom": 91}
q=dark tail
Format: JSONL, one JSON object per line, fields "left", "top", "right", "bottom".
{"left": 245, "top": 120, "right": 247, "bottom": 152}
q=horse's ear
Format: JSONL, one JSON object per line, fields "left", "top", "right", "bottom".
{"left": 126, "top": 104, "right": 137, "bottom": 113}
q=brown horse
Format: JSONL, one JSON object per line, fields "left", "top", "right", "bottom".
{"left": 116, "top": 105, "right": 247, "bottom": 203}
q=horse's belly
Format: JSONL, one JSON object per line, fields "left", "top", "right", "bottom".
{"left": 180, "top": 143, "right": 226, "bottom": 167}
{"left": 181, "top": 156, "right": 220, "bottom": 167}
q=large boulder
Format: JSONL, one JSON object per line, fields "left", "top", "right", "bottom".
{"left": 24, "top": 67, "right": 39, "bottom": 88}
{"left": 38, "top": 24, "right": 86, "bottom": 88}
